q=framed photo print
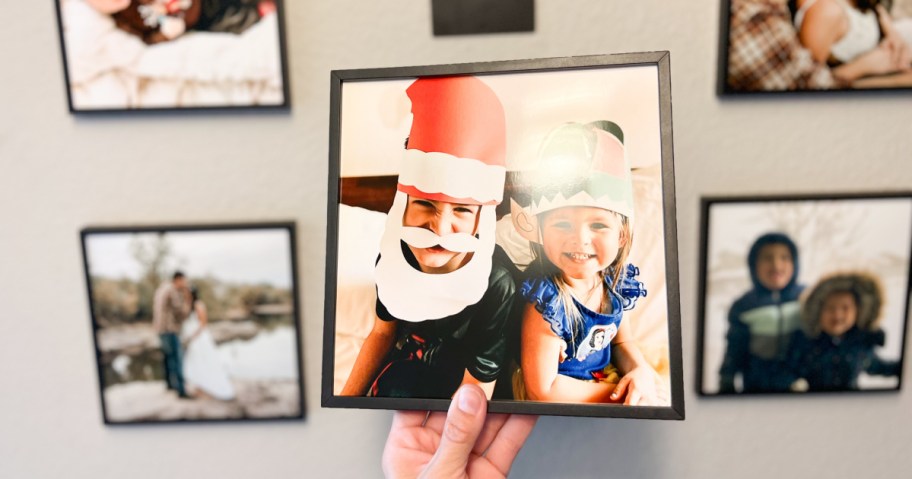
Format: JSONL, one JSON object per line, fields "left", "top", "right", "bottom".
{"left": 431, "top": 0, "right": 534, "bottom": 36}
{"left": 697, "top": 193, "right": 912, "bottom": 396}
{"left": 81, "top": 223, "right": 304, "bottom": 424}
{"left": 55, "top": 0, "right": 290, "bottom": 112}
{"left": 322, "top": 53, "right": 684, "bottom": 420}
{"left": 718, "top": 0, "right": 912, "bottom": 94}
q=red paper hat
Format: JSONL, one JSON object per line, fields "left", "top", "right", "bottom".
{"left": 397, "top": 76, "right": 507, "bottom": 206}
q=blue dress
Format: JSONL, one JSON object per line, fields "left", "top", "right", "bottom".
{"left": 520, "top": 265, "right": 645, "bottom": 381}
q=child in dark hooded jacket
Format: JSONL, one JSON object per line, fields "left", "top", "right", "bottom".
{"left": 718, "top": 232, "right": 805, "bottom": 393}
{"left": 786, "top": 272, "right": 900, "bottom": 392}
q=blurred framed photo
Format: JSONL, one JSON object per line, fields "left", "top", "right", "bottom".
{"left": 81, "top": 223, "right": 304, "bottom": 424}
{"left": 322, "top": 53, "right": 684, "bottom": 420}
{"left": 697, "top": 193, "right": 912, "bottom": 396}
{"left": 431, "top": 0, "right": 534, "bottom": 36}
{"left": 719, "top": 0, "right": 912, "bottom": 94}
{"left": 55, "top": 0, "right": 290, "bottom": 112}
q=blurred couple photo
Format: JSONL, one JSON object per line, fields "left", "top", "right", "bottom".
{"left": 82, "top": 225, "right": 303, "bottom": 423}
{"left": 153, "top": 271, "right": 234, "bottom": 401}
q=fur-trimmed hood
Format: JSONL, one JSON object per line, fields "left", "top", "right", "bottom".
{"left": 801, "top": 272, "right": 884, "bottom": 337}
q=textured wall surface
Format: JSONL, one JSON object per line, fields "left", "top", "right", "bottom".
{"left": 1, "top": 1, "right": 911, "bottom": 478}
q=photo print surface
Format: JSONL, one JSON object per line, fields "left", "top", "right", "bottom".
{"left": 82, "top": 223, "right": 303, "bottom": 424}
{"left": 55, "top": 0, "right": 290, "bottom": 112}
{"left": 719, "top": 0, "right": 912, "bottom": 93}
{"left": 697, "top": 194, "right": 912, "bottom": 396}
{"left": 323, "top": 53, "right": 684, "bottom": 420}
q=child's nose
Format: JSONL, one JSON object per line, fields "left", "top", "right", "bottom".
{"left": 430, "top": 213, "right": 455, "bottom": 234}
{"left": 574, "top": 226, "right": 592, "bottom": 245}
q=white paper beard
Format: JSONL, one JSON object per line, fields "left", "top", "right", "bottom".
{"left": 400, "top": 227, "right": 480, "bottom": 253}
{"left": 375, "top": 191, "right": 496, "bottom": 322}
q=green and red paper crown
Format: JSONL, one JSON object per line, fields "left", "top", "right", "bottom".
{"left": 398, "top": 76, "right": 507, "bottom": 206}
{"left": 512, "top": 121, "right": 635, "bottom": 242}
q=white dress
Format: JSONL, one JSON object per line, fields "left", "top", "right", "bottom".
{"left": 181, "top": 312, "right": 236, "bottom": 400}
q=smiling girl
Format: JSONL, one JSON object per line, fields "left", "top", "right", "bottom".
{"left": 511, "top": 121, "right": 655, "bottom": 405}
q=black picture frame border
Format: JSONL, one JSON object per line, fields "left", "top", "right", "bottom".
{"left": 80, "top": 221, "right": 306, "bottom": 425}
{"left": 716, "top": 0, "right": 912, "bottom": 96}
{"left": 695, "top": 191, "right": 912, "bottom": 397}
{"left": 322, "top": 52, "right": 685, "bottom": 420}
{"left": 53, "top": 0, "right": 292, "bottom": 114}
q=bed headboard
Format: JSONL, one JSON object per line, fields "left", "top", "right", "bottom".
{"left": 339, "top": 173, "right": 527, "bottom": 219}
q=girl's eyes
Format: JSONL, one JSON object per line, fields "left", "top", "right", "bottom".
{"left": 412, "top": 199, "right": 434, "bottom": 209}
{"left": 548, "top": 221, "right": 612, "bottom": 231}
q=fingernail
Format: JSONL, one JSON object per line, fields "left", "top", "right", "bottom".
{"left": 611, "top": 393, "right": 618, "bottom": 398}
{"left": 457, "top": 387, "right": 481, "bottom": 414}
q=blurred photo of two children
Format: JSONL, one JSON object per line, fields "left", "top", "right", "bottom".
{"left": 701, "top": 198, "right": 912, "bottom": 395}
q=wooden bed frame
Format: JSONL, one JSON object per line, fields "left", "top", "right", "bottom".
{"left": 339, "top": 172, "right": 528, "bottom": 219}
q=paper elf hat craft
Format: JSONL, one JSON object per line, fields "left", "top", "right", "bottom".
{"left": 511, "top": 120, "right": 635, "bottom": 243}
{"left": 374, "top": 76, "right": 508, "bottom": 322}
{"left": 398, "top": 76, "right": 507, "bottom": 206}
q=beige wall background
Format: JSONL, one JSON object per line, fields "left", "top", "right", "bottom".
{"left": 1, "top": 1, "right": 910, "bottom": 477}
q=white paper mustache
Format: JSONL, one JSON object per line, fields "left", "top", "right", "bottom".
{"left": 400, "top": 227, "right": 479, "bottom": 253}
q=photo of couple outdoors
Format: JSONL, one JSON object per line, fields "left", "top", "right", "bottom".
{"left": 700, "top": 197, "right": 912, "bottom": 395}
{"left": 330, "top": 65, "right": 676, "bottom": 412}
{"left": 83, "top": 226, "right": 303, "bottom": 423}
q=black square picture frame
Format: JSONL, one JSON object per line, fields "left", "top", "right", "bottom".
{"left": 323, "top": 53, "right": 684, "bottom": 420}
{"left": 81, "top": 222, "right": 305, "bottom": 424}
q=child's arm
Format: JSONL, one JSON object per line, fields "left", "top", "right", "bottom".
{"left": 521, "top": 305, "right": 618, "bottom": 403}
{"left": 610, "top": 319, "right": 660, "bottom": 406}
{"left": 340, "top": 316, "right": 397, "bottom": 396}
{"left": 718, "top": 307, "right": 750, "bottom": 393}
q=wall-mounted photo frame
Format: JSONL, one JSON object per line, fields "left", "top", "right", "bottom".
{"left": 81, "top": 222, "right": 304, "bottom": 424}
{"left": 718, "top": 0, "right": 912, "bottom": 94}
{"left": 697, "top": 193, "right": 912, "bottom": 396}
{"left": 431, "top": 0, "right": 534, "bottom": 36}
{"left": 322, "top": 53, "right": 684, "bottom": 420}
{"left": 55, "top": 0, "right": 290, "bottom": 112}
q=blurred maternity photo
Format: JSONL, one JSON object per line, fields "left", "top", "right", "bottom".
{"left": 81, "top": 223, "right": 303, "bottom": 424}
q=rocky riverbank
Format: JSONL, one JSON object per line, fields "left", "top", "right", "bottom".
{"left": 103, "top": 379, "right": 301, "bottom": 422}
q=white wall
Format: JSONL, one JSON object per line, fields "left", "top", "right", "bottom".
{"left": 2, "top": 1, "right": 911, "bottom": 477}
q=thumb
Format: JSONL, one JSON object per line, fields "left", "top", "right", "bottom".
{"left": 611, "top": 376, "right": 630, "bottom": 402}
{"left": 421, "top": 384, "right": 487, "bottom": 478}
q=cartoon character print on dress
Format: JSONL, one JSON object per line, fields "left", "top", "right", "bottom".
{"left": 521, "top": 264, "right": 645, "bottom": 381}
{"left": 575, "top": 323, "right": 618, "bottom": 361}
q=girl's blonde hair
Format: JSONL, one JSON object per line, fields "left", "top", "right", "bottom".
{"left": 530, "top": 211, "right": 633, "bottom": 355}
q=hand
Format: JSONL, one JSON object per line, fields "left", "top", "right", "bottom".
{"left": 790, "top": 378, "right": 809, "bottom": 393}
{"left": 883, "top": 34, "right": 912, "bottom": 72}
{"left": 610, "top": 366, "right": 659, "bottom": 406}
{"left": 382, "top": 384, "right": 537, "bottom": 479}
{"left": 857, "top": 42, "right": 905, "bottom": 77}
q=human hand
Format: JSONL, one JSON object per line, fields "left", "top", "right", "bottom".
{"left": 858, "top": 42, "right": 905, "bottom": 77}
{"left": 84, "top": 0, "right": 131, "bottom": 15}
{"left": 790, "top": 378, "right": 809, "bottom": 393}
{"left": 610, "top": 366, "right": 659, "bottom": 406}
{"left": 883, "top": 35, "right": 912, "bottom": 72}
{"left": 382, "top": 384, "right": 537, "bottom": 479}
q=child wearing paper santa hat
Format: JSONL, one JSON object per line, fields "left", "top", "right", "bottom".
{"left": 340, "top": 75, "right": 516, "bottom": 400}
{"left": 512, "top": 121, "right": 656, "bottom": 405}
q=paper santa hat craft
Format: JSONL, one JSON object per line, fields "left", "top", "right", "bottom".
{"left": 397, "top": 76, "right": 507, "bottom": 206}
{"left": 511, "top": 121, "right": 635, "bottom": 243}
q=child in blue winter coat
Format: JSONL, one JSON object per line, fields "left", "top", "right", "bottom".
{"left": 718, "top": 232, "right": 805, "bottom": 393}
